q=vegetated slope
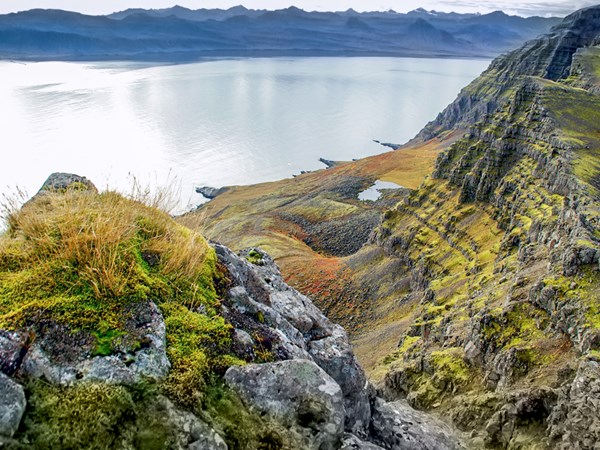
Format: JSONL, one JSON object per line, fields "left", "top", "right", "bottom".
{"left": 0, "top": 7, "right": 560, "bottom": 60}
{"left": 191, "top": 5, "right": 600, "bottom": 449}
{"left": 356, "top": 6, "right": 600, "bottom": 449}
{"left": 0, "top": 174, "right": 466, "bottom": 449}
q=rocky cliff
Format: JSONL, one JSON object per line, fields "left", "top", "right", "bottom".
{"left": 0, "top": 174, "right": 464, "bottom": 449}
{"left": 361, "top": 6, "right": 600, "bottom": 449}
{"left": 417, "top": 5, "right": 600, "bottom": 141}
{"left": 187, "top": 5, "right": 600, "bottom": 450}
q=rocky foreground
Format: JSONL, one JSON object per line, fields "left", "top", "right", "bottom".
{"left": 0, "top": 173, "right": 466, "bottom": 449}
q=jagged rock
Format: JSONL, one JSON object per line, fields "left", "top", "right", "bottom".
{"left": 308, "top": 325, "right": 371, "bottom": 434}
{"left": 224, "top": 360, "right": 345, "bottom": 450}
{"left": 463, "top": 340, "right": 483, "bottom": 366}
{"left": 548, "top": 359, "right": 600, "bottom": 449}
{"left": 157, "top": 396, "right": 228, "bottom": 450}
{"left": 370, "top": 399, "right": 465, "bottom": 450}
{"left": 195, "top": 186, "right": 228, "bottom": 199}
{"left": 216, "top": 244, "right": 372, "bottom": 434}
{"left": 483, "top": 388, "right": 556, "bottom": 448}
{"left": 0, "top": 372, "right": 26, "bottom": 438}
{"left": 341, "top": 433, "right": 385, "bottom": 449}
{"left": 37, "top": 172, "right": 97, "bottom": 195}
{"left": 0, "top": 330, "right": 29, "bottom": 376}
{"left": 18, "top": 301, "right": 170, "bottom": 385}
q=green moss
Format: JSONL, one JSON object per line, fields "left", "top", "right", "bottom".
{"left": 430, "top": 347, "right": 472, "bottom": 387}
{"left": 161, "top": 302, "right": 244, "bottom": 408}
{"left": 202, "top": 383, "right": 288, "bottom": 450}
{"left": 17, "top": 381, "right": 172, "bottom": 450}
{"left": 245, "top": 249, "right": 264, "bottom": 266}
{"left": 92, "top": 322, "right": 125, "bottom": 356}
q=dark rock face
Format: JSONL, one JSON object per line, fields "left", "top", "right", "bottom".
{"left": 548, "top": 359, "right": 600, "bottom": 449}
{"left": 37, "top": 172, "right": 97, "bottom": 195}
{"left": 195, "top": 186, "right": 228, "bottom": 199}
{"left": 0, "top": 331, "right": 29, "bottom": 376}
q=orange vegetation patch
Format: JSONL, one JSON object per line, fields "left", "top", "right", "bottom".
{"left": 279, "top": 253, "right": 361, "bottom": 325}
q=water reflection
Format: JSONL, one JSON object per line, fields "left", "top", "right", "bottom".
{"left": 0, "top": 57, "right": 490, "bottom": 210}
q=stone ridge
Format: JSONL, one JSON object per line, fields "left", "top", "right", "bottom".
{"left": 365, "top": 7, "right": 600, "bottom": 449}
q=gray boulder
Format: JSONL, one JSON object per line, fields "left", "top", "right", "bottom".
{"left": 370, "top": 400, "right": 465, "bottom": 450}
{"left": 0, "top": 372, "right": 26, "bottom": 438}
{"left": 157, "top": 396, "right": 228, "bottom": 450}
{"left": 19, "top": 301, "right": 170, "bottom": 385}
{"left": 225, "top": 360, "right": 345, "bottom": 450}
{"left": 308, "top": 325, "right": 372, "bottom": 434}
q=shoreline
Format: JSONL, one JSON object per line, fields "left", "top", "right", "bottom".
{"left": 0, "top": 51, "right": 496, "bottom": 64}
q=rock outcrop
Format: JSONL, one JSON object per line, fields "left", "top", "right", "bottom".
{"left": 1, "top": 300, "right": 171, "bottom": 386}
{"left": 0, "top": 372, "right": 25, "bottom": 439}
{"left": 225, "top": 360, "right": 345, "bottom": 449}
{"left": 0, "top": 173, "right": 465, "bottom": 449}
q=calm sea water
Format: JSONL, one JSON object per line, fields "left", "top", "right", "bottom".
{"left": 0, "top": 57, "right": 489, "bottom": 210}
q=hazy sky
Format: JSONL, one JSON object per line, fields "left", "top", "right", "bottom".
{"left": 0, "top": 0, "right": 597, "bottom": 17}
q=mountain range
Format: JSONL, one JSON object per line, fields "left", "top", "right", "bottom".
{"left": 0, "top": 6, "right": 561, "bottom": 60}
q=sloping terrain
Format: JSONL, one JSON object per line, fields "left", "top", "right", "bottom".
{"left": 190, "top": 6, "right": 600, "bottom": 449}
{"left": 0, "top": 174, "right": 466, "bottom": 449}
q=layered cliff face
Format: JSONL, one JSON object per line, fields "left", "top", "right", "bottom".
{"left": 359, "top": 8, "right": 600, "bottom": 449}
{"left": 417, "top": 5, "right": 600, "bottom": 140}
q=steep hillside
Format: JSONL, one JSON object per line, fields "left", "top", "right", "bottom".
{"left": 0, "top": 174, "right": 467, "bottom": 449}
{"left": 190, "top": 6, "right": 600, "bottom": 449}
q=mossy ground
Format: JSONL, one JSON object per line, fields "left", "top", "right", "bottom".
{"left": 0, "top": 188, "right": 279, "bottom": 449}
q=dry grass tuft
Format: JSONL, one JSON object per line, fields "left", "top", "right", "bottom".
{"left": 0, "top": 188, "right": 216, "bottom": 329}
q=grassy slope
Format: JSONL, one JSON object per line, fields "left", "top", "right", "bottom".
{"left": 0, "top": 188, "right": 286, "bottom": 449}
{"left": 182, "top": 136, "right": 450, "bottom": 347}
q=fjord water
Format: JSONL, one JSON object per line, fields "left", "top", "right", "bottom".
{"left": 0, "top": 57, "right": 489, "bottom": 209}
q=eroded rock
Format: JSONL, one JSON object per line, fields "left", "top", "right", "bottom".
{"left": 225, "top": 360, "right": 345, "bottom": 450}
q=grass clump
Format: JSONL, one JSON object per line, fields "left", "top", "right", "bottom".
{"left": 0, "top": 188, "right": 247, "bottom": 419}
{"left": 245, "top": 249, "right": 264, "bottom": 266}
{"left": 0, "top": 190, "right": 216, "bottom": 332}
